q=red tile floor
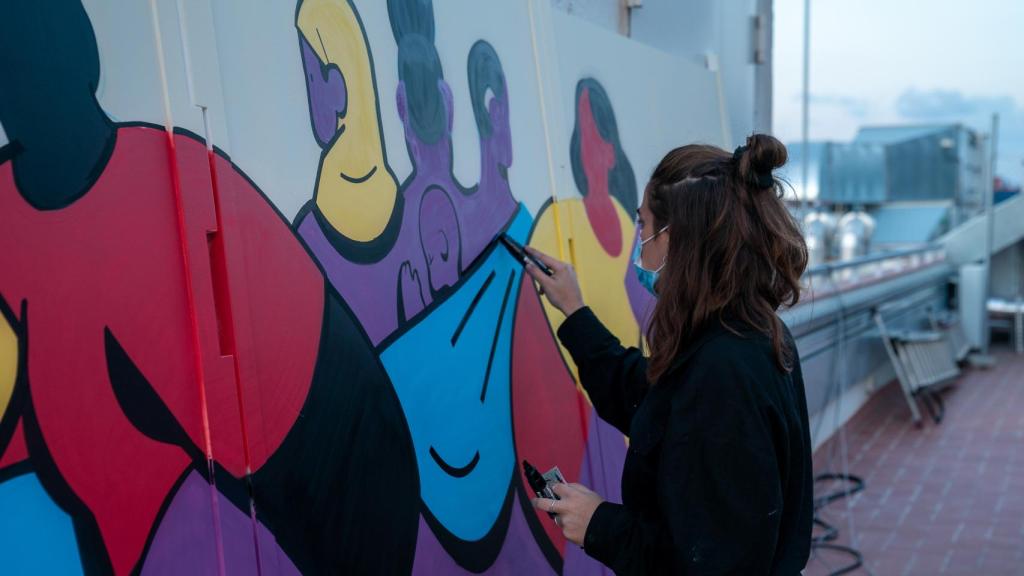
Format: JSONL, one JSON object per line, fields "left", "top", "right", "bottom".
{"left": 804, "top": 346, "right": 1024, "bottom": 576}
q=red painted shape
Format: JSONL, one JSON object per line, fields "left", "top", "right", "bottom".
{"left": 209, "top": 151, "right": 322, "bottom": 471}
{"left": 511, "top": 276, "right": 588, "bottom": 556}
{"left": 578, "top": 88, "right": 622, "bottom": 256}
{"left": 0, "top": 420, "right": 28, "bottom": 470}
{"left": 0, "top": 125, "right": 323, "bottom": 574}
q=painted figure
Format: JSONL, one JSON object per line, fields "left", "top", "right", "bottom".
{"left": 295, "top": 0, "right": 517, "bottom": 346}
{"left": 0, "top": 0, "right": 661, "bottom": 574}
{"left": 374, "top": 0, "right": 545, "bottom": 571}
{"left": 0, "top": 1, "right": 419, "bottom": 573}
{"left": 512, "top": 77, "right": 655, "bottom": 574}
{"left": 297, "top": 0, "right": 402, "bottom": 248}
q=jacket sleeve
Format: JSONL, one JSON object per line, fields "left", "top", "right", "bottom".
{"left": 556, "top": 306, "right": 650, "bottom": 435}
{"left": 582, "top": 358, "right": 786, "bottom": 575}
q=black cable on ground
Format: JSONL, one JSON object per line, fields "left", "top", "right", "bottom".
{"left": 809, "top": 265, "right": 871, "bottom": 576}
{"left": 812, "top": 472, "right": 866, "bottom": 575}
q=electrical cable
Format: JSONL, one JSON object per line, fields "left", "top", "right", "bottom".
{"left": 808, "top": 263, "right": 872, "bottom": 576}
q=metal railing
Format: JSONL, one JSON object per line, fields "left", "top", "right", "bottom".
{"left": 803, "top": 244, "right": 947, "bottom": 294}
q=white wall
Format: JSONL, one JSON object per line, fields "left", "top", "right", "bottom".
{"left": 552, "top": 0, "right": 771, "bottom": 148}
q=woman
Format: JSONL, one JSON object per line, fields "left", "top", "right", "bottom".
{"left": 527, "top": 134, "right": 813, "bottom": 574}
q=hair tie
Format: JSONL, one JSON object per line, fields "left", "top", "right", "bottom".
{"left": 732, "top": 145, "right": 773, "bottom": 190}
{"left": 754, "top": 172, "right": 774, "bottom": 189}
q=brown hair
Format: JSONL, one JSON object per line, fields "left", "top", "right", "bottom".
{"left": 645, "top": 134, "right": 808, "bottom": 383}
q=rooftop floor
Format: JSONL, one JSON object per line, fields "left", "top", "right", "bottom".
{"left": 805, "top": 346, "right": 1024, "bottom": 576}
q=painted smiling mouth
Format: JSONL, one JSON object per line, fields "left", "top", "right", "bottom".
{"left": 430, "top": 446, "right": 480, "bottom": 478}
{"left": 340, "top": 165, "right": 377, "bottom": 184}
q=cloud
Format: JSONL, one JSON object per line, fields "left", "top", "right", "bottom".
{"left": 895, "top": 89, "right": 1017, "bottom": 120}
{"left": 791, "top": 93, "right": 872, "bottom": 119}
{"left": 807, "top": 94, "right": 871, "bottom": 119}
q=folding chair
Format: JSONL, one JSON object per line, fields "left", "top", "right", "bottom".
{"left": 874, "top": 308, "right": 961, "bottom": 425}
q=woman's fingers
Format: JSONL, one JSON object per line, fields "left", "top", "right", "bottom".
{"left": 522, "top": 246, "right": 584, "bottom": 316}
{"left": 524, "top": 259, "right": 554, "bottom": 285}
{"left": 551, "top": 483, "right": 575, "bottom": 499}
{"left": 525, "top": 246, "right": 565, "bottom": 271}
{"left": 531, "top": 497, "right": 566, "bottom": 515}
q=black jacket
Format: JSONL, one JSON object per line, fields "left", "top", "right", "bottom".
{"left": 557, "top": 307, "right": 812, "bottom": 575}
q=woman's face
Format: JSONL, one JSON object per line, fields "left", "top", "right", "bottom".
{"left": 637, "top": 186, "right": 669, "bottom": 270}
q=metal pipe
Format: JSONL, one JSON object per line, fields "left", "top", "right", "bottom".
{"left": 982, "top": 114, "right": 1000, "bottom": 354}
{"left": 753, "top": 0, "right": 774, "bottom": 134}
{"left": 800, "top": 0, "right": 810, "bottom": 210}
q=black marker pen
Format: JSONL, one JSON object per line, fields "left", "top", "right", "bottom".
{"left": 500, "top": 235, "right": 554, "bottom": 276}
{"left": 522, "top": 459, "right": 558, "bottom": 517}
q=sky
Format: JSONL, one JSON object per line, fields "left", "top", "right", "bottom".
{"left": 773, "top": 0, "right": 1024, "bottom": 184}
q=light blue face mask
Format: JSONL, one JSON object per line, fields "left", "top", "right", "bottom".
{"left": 633, "top": 225, "right": 668, "bottom": 295}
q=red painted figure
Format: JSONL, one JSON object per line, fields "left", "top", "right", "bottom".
{"left": 0, "top": 125, "right": 323, "bottom": 574}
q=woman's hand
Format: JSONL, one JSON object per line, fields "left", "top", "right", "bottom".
{"left": 531, "top": 483, "right": 604, "bottom": 546}
{"left": 523, "top": 247, "right": 585, "bottom": 317}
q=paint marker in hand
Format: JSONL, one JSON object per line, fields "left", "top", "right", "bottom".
{"left": 523, "top": 459, "right": 566, "bottom": 518}
{"left": 499, "top": 235, "right": 554, "bottom": 276}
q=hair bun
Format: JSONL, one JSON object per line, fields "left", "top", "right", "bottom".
{"left": 746, "top": 133, "right": 787, "bottom": 171}
{"left": 736, "top": 133, "right": 787, "bottom": 190}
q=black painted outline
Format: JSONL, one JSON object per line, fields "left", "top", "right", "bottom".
{"left": 105, "top": 328, "right": 204, "bottom": 463}
{"left": 420, "top": 469, "right": 516, "bottom": 573}
{"left": 418, "top": 183, "right": 465, "bottom": 298}
{"left": 340, "top": 164, "right": 376, "bottom": 184}
{"left": 429, "top": 446, "right": 480, "bottom": 478}
{"left": 0, "top": 458, "right": 32, "bottom": 485}
{"left": 375, "top": 205, "right": 520, "bottom": 353}
{"left": 0, "top": 297, "right": 28, "bottom": 459}
{"left": 480, "top": 271, "right": 516, "bottom": 404}
{"left": 451, "top": 270, "right": 496, "bottom": 346}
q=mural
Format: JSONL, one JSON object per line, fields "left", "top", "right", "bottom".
{"left": 0, "top": 0, "right": 718, "bottom": 573}
{"left": 294, "top": 0, "right": 518, "bottom": 347}
{"left": 0, "top": 1, "right": 417, "bottom": 574}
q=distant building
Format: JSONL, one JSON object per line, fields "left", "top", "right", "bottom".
{"left": 782, "top": 124, "right": 991, "bottom": 252}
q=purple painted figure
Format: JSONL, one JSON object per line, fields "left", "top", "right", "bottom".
{"left": 296, "top": 32, "right": 517, "bottom": 345}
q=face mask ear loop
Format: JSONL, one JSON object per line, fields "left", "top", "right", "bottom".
{"left": 639, "top": 225, "right": 669, "bottom": 273}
